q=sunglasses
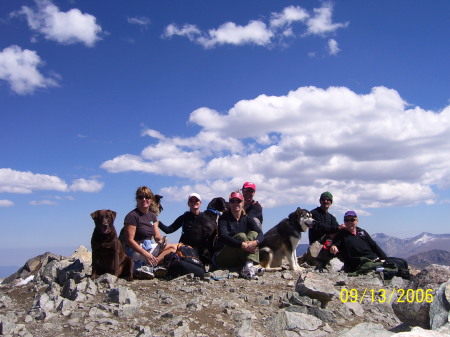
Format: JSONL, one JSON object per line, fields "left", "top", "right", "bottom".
{"left": 344, "top": 218, "right": 357, "bottom": 223}
{"left": 321, "top": 198, "right": 332, "bottom": 202}
{"left": 229, "top": 199, "right": 242, "bottom": 204}
{"left": 137, "top": 196, "right": 151, "bottom": 200}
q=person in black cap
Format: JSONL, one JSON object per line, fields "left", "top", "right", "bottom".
{"left": 308, "top": 191, "right": 345, "bottom": 244}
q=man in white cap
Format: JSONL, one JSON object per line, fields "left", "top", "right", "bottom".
{"left": 159, "top": 193, "right": 202, "bottom": 245}
{"left": 242, "top": 182, "right": 263, "bottom": 230}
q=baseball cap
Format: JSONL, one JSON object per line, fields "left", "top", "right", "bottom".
{"left": 320, "top": 191, "right": 333, "bottom": 203}
{"left": 242, "top": 182, "right": 256, "bottom": 191}
{"left": 344, "top": 210, "right": 357, "bottom": 218}
{"left": 229, "top": 192, "right": 244, "bottom": 201}
{"left": 188, "top": 193, "right": 201, "bottom": 202}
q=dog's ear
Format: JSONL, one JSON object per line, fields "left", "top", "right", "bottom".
{"left": 91, "top": 210, "right": 99, "bottom": 220}
{"left": 296, "top": 207, "right": 302, "bottom": 214}
{"left": 109, "top": 210, "right": 117, "bottom": 221}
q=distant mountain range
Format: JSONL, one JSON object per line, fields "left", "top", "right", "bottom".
{"left": 406, "top": 249, "right": 450, "bottom": 269}
{"left": 296, "top": 232, "right": 450, "bottom": 268}
{"left": 372, "top": 232, "right": 450, "bottom": 259}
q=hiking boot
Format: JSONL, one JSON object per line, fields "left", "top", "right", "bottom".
{"left": 240, "top": 265, "right": 258, "bottom": 280}
{"left": 154, "top": 266, "right": 168, "bottom": 279}
{"left": 135, "top": 266, "right": 154, "bottom": 280}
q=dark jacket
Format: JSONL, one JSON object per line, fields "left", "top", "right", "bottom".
{"left": 215, "top": 211, "right": 264, "bottom": 251}
{"left": 244, "top": 200, "right": 263, "bottom": 224}
{"left": 332, "top": 227, "right": 387, "bottom": 272}
{"left": 308, "top": 207, "right": 340, "bottom": 244}
{"left": 159, "top": 211, "right": 200, "bottom": 244}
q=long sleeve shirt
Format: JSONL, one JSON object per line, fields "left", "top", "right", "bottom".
{"left": 308, "top": 207, "right": 340, "bottom": 244}
{"left": 332, "top": 227, "right": 387, "bottom": 272}
{"left": 215, "top": 211, "right": 264, "bottom": 251}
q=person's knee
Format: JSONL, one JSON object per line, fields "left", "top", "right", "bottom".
{"left": 233, "top": 232, "right": 248, "bottom": 241}
{"left": 247, "top": 231, "right": 258, "bottom": 240}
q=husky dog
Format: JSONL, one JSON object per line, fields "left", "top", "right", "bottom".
{"left": 259, "top": 207, "right": 315, "bottom": 271}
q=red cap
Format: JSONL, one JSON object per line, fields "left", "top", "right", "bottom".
{"left": 242, "top": 182, "right": 256, "bottom": 191}
{"left": 229, "top": 192, "right": 244, "bottom": 201}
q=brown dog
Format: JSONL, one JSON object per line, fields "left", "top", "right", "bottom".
{"left": 91, "top": 209, "right": 134, "bottom": 281}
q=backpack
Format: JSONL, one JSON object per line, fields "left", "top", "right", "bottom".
{"left": 164, "top": 243, "right": 205, "bottom": 278}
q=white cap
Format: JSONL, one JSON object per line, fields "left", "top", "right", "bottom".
{"left": 188, "top": 193, "right": 201, "bottom": 202}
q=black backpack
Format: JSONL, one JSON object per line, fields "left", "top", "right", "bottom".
{"left": 164, "top": 243, "right": 205, "bottom": 278}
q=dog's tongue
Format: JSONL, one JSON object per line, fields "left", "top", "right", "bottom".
{"left": 101, "top": 225, "right": 110, "bottom": 234}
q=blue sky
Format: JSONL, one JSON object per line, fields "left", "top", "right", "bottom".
{"left": 1, "top": 0, "right": 449, "bottom": 267}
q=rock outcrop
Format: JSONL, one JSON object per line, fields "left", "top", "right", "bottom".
{"left": 0, "top": 246, "right": 449, "bottom": 336}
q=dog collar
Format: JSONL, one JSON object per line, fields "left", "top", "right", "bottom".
{"left": 207, "top": 208, "right": 221, "bottom": 215}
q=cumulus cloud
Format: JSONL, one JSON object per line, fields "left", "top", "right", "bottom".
{"left": 162, "top": 2, "right": 348, "bottom": 49}
{"left": 0, "top": 200, "right": 14, "bottom": 207}
{"left": 101, "top": 86, "right": 450, "bottom": 211}
{"left": 328, "top": 39, "right": 340, "bottom": 55}
{"left": 69, "top": 178, "right": 104, "bottom": 193}
{"left": 15, "top": 0, "right": 102, "bottom": 46}
{"left": 305, "top": 2, "right": 349, "bottom": 36}
{"left": 0, "top": 45, "right": 59, "bottom": 94}
{"left": 0, "top": 168, "right": 104, "bottom": 194}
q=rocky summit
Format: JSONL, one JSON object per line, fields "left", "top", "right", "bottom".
{"left": 1, "top": 246, "right": 450, "bottom": 337}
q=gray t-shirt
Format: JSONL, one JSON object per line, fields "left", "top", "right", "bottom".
{"left": 124, "top": 208, "right": 157, "bottom": 242}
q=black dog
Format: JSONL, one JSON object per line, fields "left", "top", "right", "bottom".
{"left": 184, "top": 197, "right": 228, "bottom": 264}
{"left": 91, "top": 209, "right": 134, "bottom": 281}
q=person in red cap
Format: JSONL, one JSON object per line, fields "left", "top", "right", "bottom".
{"left": 242, "top": 182, "right": 263, "bottom": 230}
{"left": 214, "top": 191, "right": 265, "bottom": 279}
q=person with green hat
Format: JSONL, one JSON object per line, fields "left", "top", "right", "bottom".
{"left": 308, "top": 191, "right": 345, "bottom": 244}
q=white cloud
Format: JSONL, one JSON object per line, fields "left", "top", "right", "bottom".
{"left": 163, "top": 24, "right": 202, "bottom": 41}
{"left": 328, "top": 39, "right": 340, "bottom": 55}
{"left": 69, "top": 178, "right": 104, "bottom": 193}
{"left": 29, "top": 199, "right": 58, "bottom": 206}
{"left": 0, "top": 200, "right": 14, "bottom": 207}
{"left": 16, "top": 0, "right": 102, "bottom": 46}
{"left": 305, "top": 2, "right": 349, "bottom": 36}
{"left": 270, "top": 6, "right": 309, "bottom": 28}
{"left": 0, "top": 168, "right": 104, "bottom": 194}
{"left": 164, "top": 21, "right": 273, "bottom": 48}
{"left": 127, "top": 16, "right": 150, "bottom": 27}
{"left": 0, "top": 45, "right": 59, "bottom": 94}
{"left": 101, "top": 86, "right": 450, "bottom": 210}
{"left": 162, "top": 3, "right": 348, "bottom": 49}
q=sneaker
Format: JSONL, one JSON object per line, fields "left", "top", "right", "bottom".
{"left": 154, "top": 266, "right": 168, "bottom": 279}
{"left": 241, "top": 265, "right": 258, "bottom": 280}
{"left": 135, "top": 266, "right": 154, "bottom": 279}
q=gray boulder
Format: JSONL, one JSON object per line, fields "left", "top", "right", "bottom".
{"left": 429, "top": 281, "right": 450, "bottom": 330}
{"left": 392, "top": 264, "right": 450, "bottom": 329}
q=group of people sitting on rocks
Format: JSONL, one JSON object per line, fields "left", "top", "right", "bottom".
{"left": 121, "top": 185, "right": 409, "bottom": 280}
